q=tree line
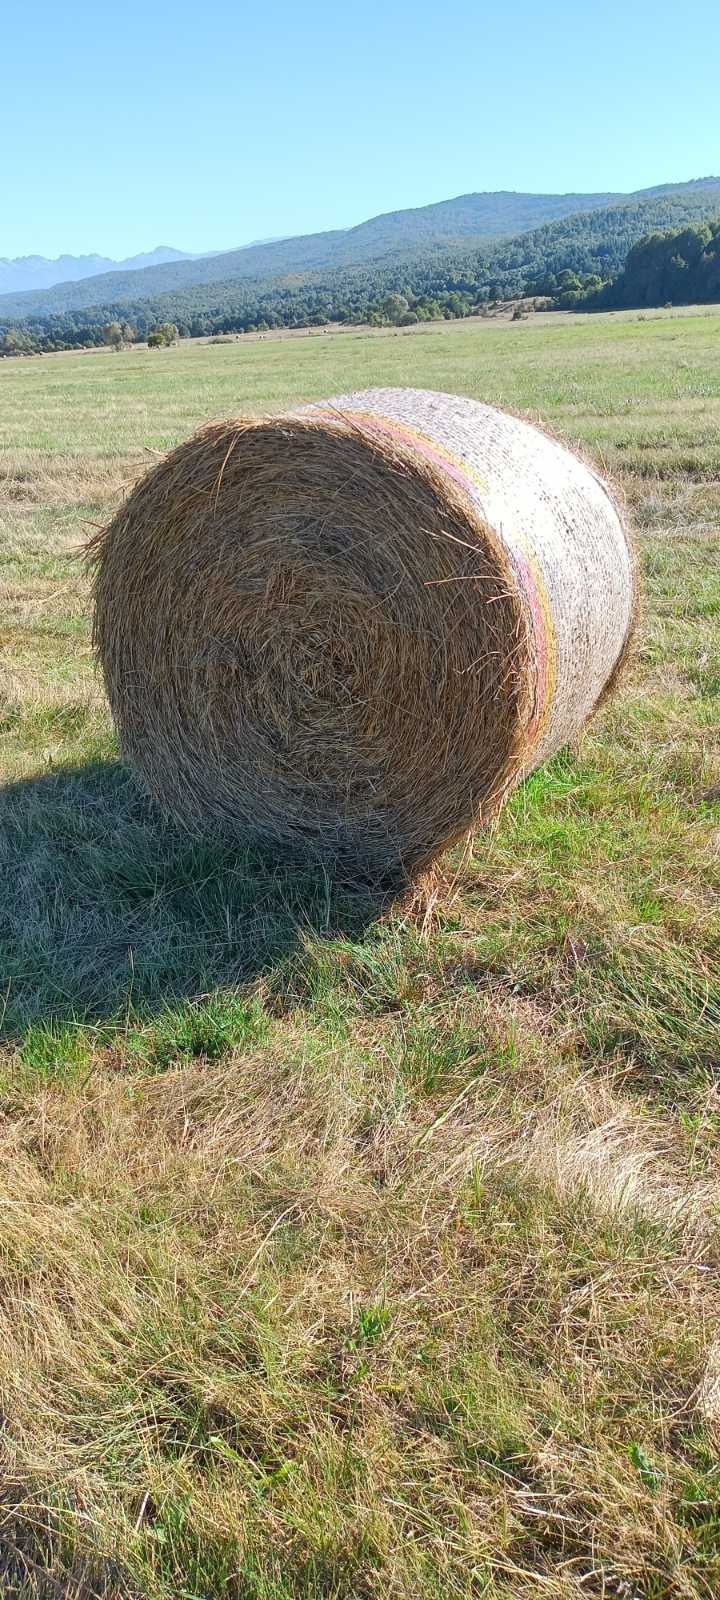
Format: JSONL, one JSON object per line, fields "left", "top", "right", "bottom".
{"left": 556, "top": 220, "right": 720, "bottom": 310}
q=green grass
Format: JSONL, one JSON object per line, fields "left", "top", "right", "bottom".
{"left": 0, "top": 309, "right": 719, "bottom": 1598}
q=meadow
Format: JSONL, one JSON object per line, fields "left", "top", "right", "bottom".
{"left": 0, "top": 307, "right": 719, "bottom": 1599}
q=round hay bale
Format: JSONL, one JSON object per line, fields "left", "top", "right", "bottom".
{"left": 92, "top": 387, "right": 636, "bottom": 879}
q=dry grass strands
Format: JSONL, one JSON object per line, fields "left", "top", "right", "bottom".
{"left": 91, "top": 388, "right": 636, "bottom": 879}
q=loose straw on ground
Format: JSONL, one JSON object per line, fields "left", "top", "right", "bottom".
{"left": 91, "top": 388, "right": 636, "bottom": 879}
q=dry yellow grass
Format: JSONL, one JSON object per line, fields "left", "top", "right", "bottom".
{"left": 0, "top": 310, "right": 719, "bottom": 1597}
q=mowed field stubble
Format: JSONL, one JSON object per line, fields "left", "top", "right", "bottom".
{"left": 1, "top": 308, "right": 720, "bottom": 1600}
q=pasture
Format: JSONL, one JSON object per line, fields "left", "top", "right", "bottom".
{"left": 1, "top": 308, "right": 719, "bottom": 1598}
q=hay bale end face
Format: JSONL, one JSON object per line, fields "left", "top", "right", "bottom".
{"left": 92, "top": 388, "right": 636, "bottom": 878}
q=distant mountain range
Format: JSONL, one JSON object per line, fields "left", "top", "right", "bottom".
{"left": 0, "top": 246, "right": 201, "bottom": 298}
{"left": 0, "top": 236, "right": 296, "bottom": 299}
{"left": 1, "top": 177, "right": 719, "bottom": 343}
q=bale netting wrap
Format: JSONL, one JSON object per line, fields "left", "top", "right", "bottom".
{"left": 92, "top": 387, "right": 636, "bottom": 879}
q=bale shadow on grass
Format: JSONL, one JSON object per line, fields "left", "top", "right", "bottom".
{"left": 0, "top": 759, "right": 385, "bottom": 1041}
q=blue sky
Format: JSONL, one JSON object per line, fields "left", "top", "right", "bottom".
{"left": 4, "top": 0, "right": 719, "bottom": 259}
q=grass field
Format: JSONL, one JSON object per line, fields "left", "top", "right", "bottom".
{"left": 1, "top": 308, "right": 719, "bottom": 1599}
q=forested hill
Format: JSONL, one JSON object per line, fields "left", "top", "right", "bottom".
{"left": 0, "top": 189, "right": 622, "bottom": 319}
{"left": 0, "top": 188, "right": 629, "bottom": 318}
{"left": 1, "top": 176, "right": 719, "bottom": 324}
{"left": 2, "top": 180, "right": 720, "bottom": 350}
{"left": 501, "top": 186, "right": 720, "bottom": 293}
{"left": 473, "top": 187, "right": 720, "bottom": 292}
